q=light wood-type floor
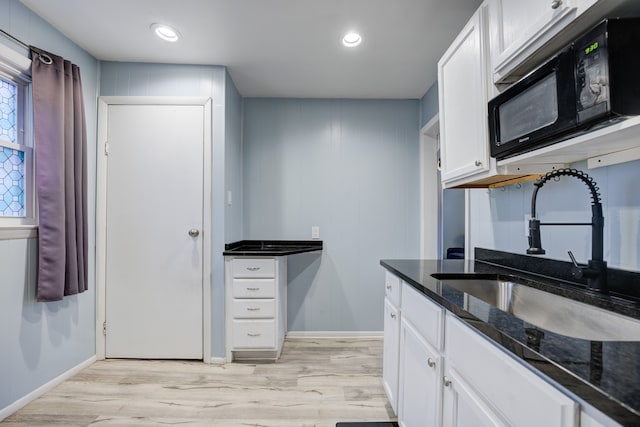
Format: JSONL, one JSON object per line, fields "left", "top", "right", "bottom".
{"left": 2, "top": 338, "right": 396, "bottom": 427}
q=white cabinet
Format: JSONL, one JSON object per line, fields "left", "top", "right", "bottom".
{"left": 382, "top": 267, "right": 625, "bottom": 426}
{"left": 442, "top": 367, "right": 508, "bottom": 427}
{"left": 225, "top": 256, "right": 286, "bottom": 361}
{"left": 488, "top": 0, "right": 635, "bottom": 84}
{"left": 397, "top": 282, "right": 444, "bottom": 427}
{"left": 383, "top": 298, "right": 400, "bottom": 413}
{"left": 438, "top": 4, "right": 490, "bottom": 184}
{"left": 444, "top": 313, "right": 577, "bottom": 427}
{"left": 399, "top": 318, "right": 442, "bottom": 427}
{"left": 382, "top": 272, "right": 402, "bottom": 414}
{"left": 488, "top": 0, "right": 579, "bottom": 83}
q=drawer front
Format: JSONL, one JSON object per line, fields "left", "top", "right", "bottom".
{"left": 232, "top": 279, "right": 276, "bottom": 298}
{"left": 232, "top": 258, "right": 275, "bottom": 278}
{"left": 232, "top": 299, "right": 276, "bottom": 318}
{"left": 401, "top": 282, "right": 443, "bottom": 351}
{"left": 232, "top": 319, "right": 276, "bottom": 349}
{"left": 384, "top": 271, "right": 402, "bottom": 307}
{"left": 445, "top": 314, "right": 577, "bottom": 427}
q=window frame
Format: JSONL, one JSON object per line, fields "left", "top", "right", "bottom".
{"left": 0, "top": 42, "right": 36, "bottom": 236}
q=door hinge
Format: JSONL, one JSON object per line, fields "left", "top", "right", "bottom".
{"left": 104, "top": 141, "right": 110, "bottom": 156}
{"left": 103, "top": 321, "right": 107, "bottom": 336}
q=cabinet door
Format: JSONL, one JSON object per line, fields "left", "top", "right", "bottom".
{"left": 442, "top": 368, "right": 507, "bottom": 427}
{"left": 398, "top": 318, "right": 441, "bottom": 427}
{"left": 438, "top": 5, "right": 490, "bottom": 183}
{"left": 489, "top": 0, "right": 577, "bottom": 82}
{"left": 382, "top": 298, "right": 400, "bottom": 414}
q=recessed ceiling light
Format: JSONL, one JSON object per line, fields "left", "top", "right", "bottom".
{"left": 342, "top": 32, "right": 362, "bottom": 47}
{"left": 151, "top": 23, "right": 180, "bottom": 42}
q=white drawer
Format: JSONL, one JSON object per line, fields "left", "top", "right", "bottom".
{"left": 232, "top": 319, "right": 276, "bottom": 348}
{"left": 232, "top": 299, "right": 276, "bottom": 318}
{"left": 401, "top": 281, "right": 443, "bottom": 351}
{"left": 232, "top": 279, "right": 276, "bottom": 298}
{"left": 232, "top": 258, "right": 275, "bottom": 278}
{"left": 384, "top": 271, "right": 401, "bottom": 307}
{"left": 445, "top": 314, "right": 577, "bottom": 427}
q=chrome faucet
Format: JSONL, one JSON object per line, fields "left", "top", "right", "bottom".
{"left": 527, "top": 168, "right": 607, "bottom": 293}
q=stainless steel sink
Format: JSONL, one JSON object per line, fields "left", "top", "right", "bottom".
{"left": 433, "top": 276, "right": 640, "bottom": 341}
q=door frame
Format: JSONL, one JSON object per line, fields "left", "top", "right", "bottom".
{"left": 420, "top": 114, "right": 441, "bottom": 259}
{"left": 96, "top": 96, "right": 212, "bottom": 362}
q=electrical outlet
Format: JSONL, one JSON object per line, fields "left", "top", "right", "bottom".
{"left": 311, "top": 226, "right": 320, "bottom": 239}
{"left": 524, "top": 214, "right": 530, "bottom": 237}
{"left": 227, "top": 190, "right": 232, "bottom": 206}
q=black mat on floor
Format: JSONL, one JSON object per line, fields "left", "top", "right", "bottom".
{"left": 336, "top": 423, "right": 399, "bottom": 427}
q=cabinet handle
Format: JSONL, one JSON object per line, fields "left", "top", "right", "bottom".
{"left": 443, "top": 376, "right": 452, "bottom": 387}
{"left": 247, "top": 332, "right": 261, "bottom": 337}
{"left": 551, "top": 0, "right": 562, "bottom": 9}
{"left": 247, "top": 307, "right": 261, "bottom": 311}
{"left": 246, "top": 287, "right": 260, "bottom": 291}
{"left": 246, "top": 267, "right": 261, "bottom": 271}
{"left": 390, "top": 313, "right": 396, "bottom": 319}
{"left": 474, "top": 160, "right": 482, "bottom": 167}
{"left": 386, "top": 285, "right": 392, "bottom": 290}
{"left": 427, "top": 358, "right": 436, "bottom": 368}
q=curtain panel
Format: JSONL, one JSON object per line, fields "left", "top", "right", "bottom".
{"left": 30, "top": 46, "right": 88, "bottom": 302}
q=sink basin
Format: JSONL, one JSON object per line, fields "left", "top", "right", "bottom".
{"left": 432, "top": 275, "right": 640, "bottom": 341}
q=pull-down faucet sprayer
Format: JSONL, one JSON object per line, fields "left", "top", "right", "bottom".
{"left": 527, "top": 168, "right": 607, "bottom": 293}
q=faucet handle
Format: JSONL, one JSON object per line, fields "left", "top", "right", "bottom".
{"left": 568, "top": 251, "right": 579, "bottom": 267}
{"left": 568, "top": 251, "right": 599, "bottom": 280}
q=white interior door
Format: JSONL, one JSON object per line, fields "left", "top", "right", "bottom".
{"left": 104, "top": 103, "right": 204, "bottom": 359}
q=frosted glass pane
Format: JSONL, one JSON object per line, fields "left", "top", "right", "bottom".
{"left": 0, "top": 146, "right": 25, "bottom": 216}
{"left": 498, "top": 73, "right": 558, "bottom": 144}
{"left": 0, "top": 79, "right": 17, "bottom": 144}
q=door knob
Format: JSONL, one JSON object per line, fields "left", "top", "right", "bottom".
{"left": 188, "top": 229, "right": 200, "bottom": 237}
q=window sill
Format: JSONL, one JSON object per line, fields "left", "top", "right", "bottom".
{"left": 0, "top": 226, "right": 38, "bottom": 240}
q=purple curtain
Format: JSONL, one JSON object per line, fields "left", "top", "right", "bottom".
{"left": 30, "top": 46, "right": 88, "bottom": 302}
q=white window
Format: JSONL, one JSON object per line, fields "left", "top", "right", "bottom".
{"left": 0, "top": 43, "right": 35, "bottom": 233}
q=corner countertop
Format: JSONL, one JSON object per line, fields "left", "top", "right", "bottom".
{"left": 223, "top": 240, "right": 323, "bottom": 256}
{"left": 381, "top": 250, "right": 640, "bottom": 426}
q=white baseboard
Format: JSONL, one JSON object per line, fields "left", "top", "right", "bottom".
{"left": 209, "top": 357, "right": 226, "bottom": 365}
{"left": 0, "top": 355, "right": 96, "bottom": 421}
{"left": 285, "top": 331, "right": 383, "bottom": 339}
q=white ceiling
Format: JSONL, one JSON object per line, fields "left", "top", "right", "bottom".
{"left": 20, "top": 0, "right": 483, "bottom": 99}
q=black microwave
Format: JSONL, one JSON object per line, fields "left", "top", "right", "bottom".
{"left": 489, "top": 17, "right": 640, "bottom": 160}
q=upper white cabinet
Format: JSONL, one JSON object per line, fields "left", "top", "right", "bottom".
{"left": 489, "top": 0, "right": 637, "bottom": 84}
{"left": 438, "top": 4, "right": 490, "bottom": 184}
{"left": 438, "top": 6, "right": 490, "bottom": 182}
{"left": 488, "top": 0, "right": 579, "bottom": 83}
{"left": 438, "top": 3, "right": 551, "bottom": 188}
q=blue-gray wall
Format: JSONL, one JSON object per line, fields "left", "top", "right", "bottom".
{"left": 419, "top": 81, "right": 439, "bottom": 128}
{"left": 225, "top": 69, "right": 243, "bottom": 242}
{"left": 99, "top": 62, "right": 243, "bottom": 357}
{"left": 469, "top": 159, "right": 640, "bottom": 271}
{"left": 0, "top": 0, "right": 99, "bottom": 412}
{"left": 242, "top": 98, "right": 420, "bottom": 331}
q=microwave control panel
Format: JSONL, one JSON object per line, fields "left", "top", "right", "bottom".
{"left": 575, "top": 32, "right": 610, "bottom": 123}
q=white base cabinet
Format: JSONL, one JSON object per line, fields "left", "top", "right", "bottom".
{"left": 382, "top": 272, "right": 402, "bottom": 414}
{"left": 444, "top": 314, "right": 577, "bottom": 427}
{"left": 398, "top": 318, "right": 442, "bottom": 427}
{"left": 225, "top": 256, "right": 286, "bottom": 361}
{"left": 382, "top": 271, "right": 585, "bottom": 427}
{"left": 397, "top": 282, "right": 444, "bottom": 427}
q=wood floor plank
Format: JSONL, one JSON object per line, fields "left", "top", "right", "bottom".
{"left": 1, "top": 338, "right": 396, "bottom": 426}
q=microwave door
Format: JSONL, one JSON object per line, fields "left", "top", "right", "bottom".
{"left": 489, "top": 50, "right": 578, "bottom": 159}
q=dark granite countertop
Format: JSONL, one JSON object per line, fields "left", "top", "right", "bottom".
{"left": 381, "top": 248, "right": 640, "bottom": 426}
{"left": 223, "top": 240, "right": 323, "bottom": 256}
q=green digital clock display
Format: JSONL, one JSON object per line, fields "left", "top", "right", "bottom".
{"left": 585, "top": 41, "right": 599, "bottom": 55}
